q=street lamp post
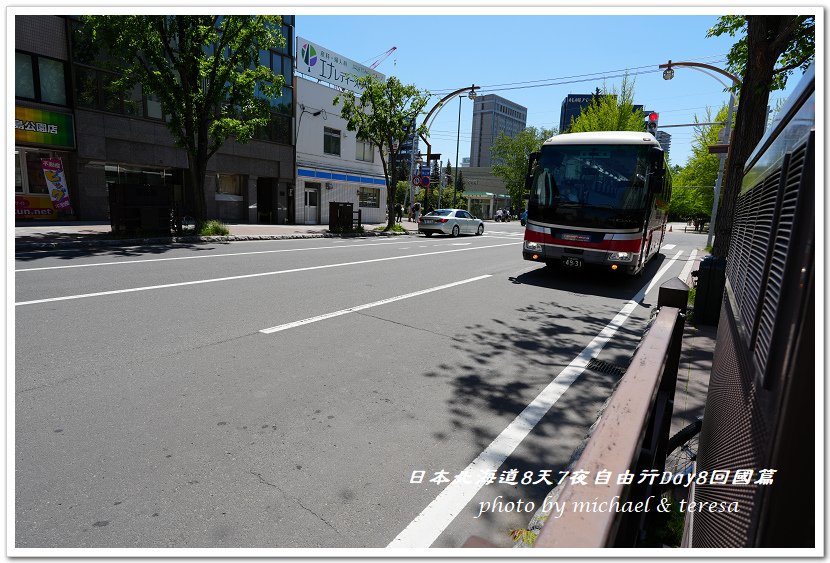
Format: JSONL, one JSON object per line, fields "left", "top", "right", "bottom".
{"left": 660, "top": 60, "right": 741, "bottom": 248}
{"left": 453, "top": 95, "right": 462, "bottom": 207}
{"left": 418, "top": 85, "right": 479, "bottom": 209}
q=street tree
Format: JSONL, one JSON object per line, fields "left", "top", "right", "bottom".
{"left": 669, "top": 105, "right": 728, "bottom": 222}
{"left": 568, "top": 74, "right": 645, "bottom": 133}
{"left": 674, "top": 105, "right": 730, "bottom": 189}
{"left": 334, "top": 75, "right": 430, "bottom": 230}
{"left": 490, "top": 126, "right": 556, "bottom": 213}
{"left": 707, "top": 15, "right": 815, "bottom": 257}
{"left": 82, "top": 16, "right": 287, "bottom": 229}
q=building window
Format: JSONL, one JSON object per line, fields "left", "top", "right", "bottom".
{"left": 16, "top": 51, "right": 68, "bottom": 106}
{"left": 16, "top": 53, "right": 35, "bottom": 99}
{"left": 356, "top": 140, "right": 374, "bottom": 162}
{"left": 324, "top": 127, "right": 341, "bottom": 156}
{"left": 217, "top": 174, "right": 243, "bottom": 196}
{"left": 358, "top": 187, "right": 380, "bottom": 208}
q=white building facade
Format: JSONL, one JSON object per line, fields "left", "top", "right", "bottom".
{"left": 293, "top": 78, "right": 387, "bottom": 226}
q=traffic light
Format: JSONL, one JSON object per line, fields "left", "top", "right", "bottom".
{"left": 645, "top": 112, "right": 659, "bottom": 136}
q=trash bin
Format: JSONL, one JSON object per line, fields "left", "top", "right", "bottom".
{"left": 328, "top": 202, "right": 353, "bottom": 231}
{"left": 691, "top": 256, "right": 727, "bottom": 326}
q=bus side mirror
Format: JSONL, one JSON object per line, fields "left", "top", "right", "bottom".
{"left": 648, "top": 146, "right": 664, "bottom": 170}
{"left": 650, "top": 169, "right": 665, "bottom": 193}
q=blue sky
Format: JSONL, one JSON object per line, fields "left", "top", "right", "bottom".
{"left": 295, "top": 12, "right": 803, "bottom": 170}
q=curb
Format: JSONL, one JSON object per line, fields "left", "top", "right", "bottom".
{"left": 15, "top": 230, "right": 417, "bottom": 251}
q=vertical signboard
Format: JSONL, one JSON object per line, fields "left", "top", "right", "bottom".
{"left": 41, "top": 158, "right": 73, "bottom": 212}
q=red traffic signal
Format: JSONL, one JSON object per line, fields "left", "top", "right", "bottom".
{"left": 646, "top": 112, "right": 659, "bottom": 135}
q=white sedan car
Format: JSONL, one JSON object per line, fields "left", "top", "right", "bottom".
{"left": 418, "top": 208, "right": 485, "bottom": 237}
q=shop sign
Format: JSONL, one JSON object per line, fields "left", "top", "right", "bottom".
{"left": 15, "top": 194, "right": 56, "bottom": 219}
{"left": 15, "top": 107, "right": 76, "bottom": 148}
{"left": 41, "top": 158, "right": 73, "bottom": 212}
{"left": 296, "top": 36, "right": 384, "bottom": 94}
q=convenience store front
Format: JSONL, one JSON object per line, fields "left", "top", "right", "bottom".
{"left": 15, "top": 107, "right": 76, "bottom": 220}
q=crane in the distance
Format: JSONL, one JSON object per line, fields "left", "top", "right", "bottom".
{"left": 367, "top": 46, "right": 396, "bottom": 70}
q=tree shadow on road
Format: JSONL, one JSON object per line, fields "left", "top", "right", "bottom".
{"left": 420, "top": 263, "right": 669, "bottom": 546}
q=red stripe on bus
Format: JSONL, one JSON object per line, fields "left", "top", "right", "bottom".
{"left": 524, "top": 229, "right": 643, "bottom": 252}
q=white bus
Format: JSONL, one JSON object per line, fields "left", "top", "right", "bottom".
{"left": 522, "top": 131, "right": 671, "bottom": 276}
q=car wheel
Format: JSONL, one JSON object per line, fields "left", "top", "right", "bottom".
{"left": 451, "top": 225, "right": 460, "bottom": 237}
{"left": 424, "top": 232, "right": 433, "bottom": 237}
{"left": 476, "top": 224, "right": 484, "bottom": 236}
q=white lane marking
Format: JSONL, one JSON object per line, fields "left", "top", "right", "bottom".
{"left": 15, "top": 239, "right": 420, "bottom": 273}
{"left": 260, "top": 275, "right": 491, "bottom": 334}
{"left": 662, "top": 244, "right": 677, "bottom": 250}
{"left": 450, "top": 243, "right": 471, "bottom": 246}
{"left": 678, "top": 248, "right": 698, "bottom": 284}
{"left": 388, "top": 251, "right": 684, "bottom": 548}
{"left": 15, "top": 243, "right": 518, "bottom": 307}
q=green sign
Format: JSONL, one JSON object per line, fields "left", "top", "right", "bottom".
{"left": 15, "top": 107, "right": 75, "bottom": 148}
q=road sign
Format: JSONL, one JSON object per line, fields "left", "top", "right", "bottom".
{"left": 421, "top": 176, "right": 430, "bottom": 188}
{"left": 412, "top": 176, "right": 421, "bottom": 186}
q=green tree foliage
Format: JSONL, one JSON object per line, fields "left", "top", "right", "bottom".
{"left": 670, "top": 105, "right": 734, "bottom": 221}
{"left": 707, "top": 15, "right": 815, "bottom": 256}
{"left": 568, "top": 74, "right": 645, "bottom": 133}
{"left": 334, "top": 75, "right": 430, "bottom": 229}
{"left": 674, "top": 106, "right": 730, "bottom": 188}
{"left": 490, "top": 126, "right": 556, "bottom": 213}
{"left": 82, "top": 16, "right": 286, "bottom": 227}
{"left": 708, "top": 15, "right": 815, "bottom": 94}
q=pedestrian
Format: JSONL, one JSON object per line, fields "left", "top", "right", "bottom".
{"left": 395, "top": 202, "right": 403, "bottom": 223}
{"left": 413, "top": 201, "right": 421, "bottom": 224}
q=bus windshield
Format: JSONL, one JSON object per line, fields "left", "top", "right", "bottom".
{"left": 528, "top": 143, "right": 651, "bottom": 229}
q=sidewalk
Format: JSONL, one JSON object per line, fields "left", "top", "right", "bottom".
{"left": 671, "top": 251, "right": 716, "bottom": 437}
{"left": 14, "top": 220, "right": 421, "bottom": 250}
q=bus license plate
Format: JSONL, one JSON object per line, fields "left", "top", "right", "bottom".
{"left": 563, "top": 257, "right": 583, "bottom": 269}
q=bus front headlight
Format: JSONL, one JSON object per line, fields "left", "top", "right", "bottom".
{"left": 607, "top": 251, "right": 632, "bottom": 262}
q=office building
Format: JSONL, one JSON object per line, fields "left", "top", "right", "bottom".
{"left": 294, "top": 37, "right": 388, "bottom": 225}
{"left": 469, "top": 94, "right": 527, "bottom": 168}
{"left": 15, "top": 15, "right": 295, "bottom": 223}
{"left": 655, "top": 131, "right": 672, "bottom": 157}
{"left": 559, "top": 93, "right": 644, "bottom": 133}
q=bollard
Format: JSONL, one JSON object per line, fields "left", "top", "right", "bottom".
{"left": 658, "top": 277, "right": 690, "bottom": 314}
{"left": 691, "top": 256, "right": 726, "bottom": 325}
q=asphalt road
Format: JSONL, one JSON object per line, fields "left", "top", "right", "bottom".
{"left": 14, "top": 222, "right": 707, "bottom": 550}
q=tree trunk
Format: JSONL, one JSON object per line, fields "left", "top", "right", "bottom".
{"left": 712, "top": 16, "right": 795, "bottom": 257}
{"left": 188, "top": 138, "right": 210, "bottom": 230}
{"left": 382, "top": 153, "right": 395, "bottom": 229}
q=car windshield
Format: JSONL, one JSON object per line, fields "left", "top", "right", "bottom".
{"left": 426, "top": 209, "right": 453, "bottom": 216}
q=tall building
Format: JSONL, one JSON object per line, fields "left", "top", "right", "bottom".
{"left": 655, "top": 131, "right": 672, "bottom": 157}
{"left": 559, "top": 94, "right": 594, "bottom": 132}
{"left": 469, "top": 94, "right": 527, "bottom": 168}
{"left": 560, "top": 92, "right": 644, "bottom": 132}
